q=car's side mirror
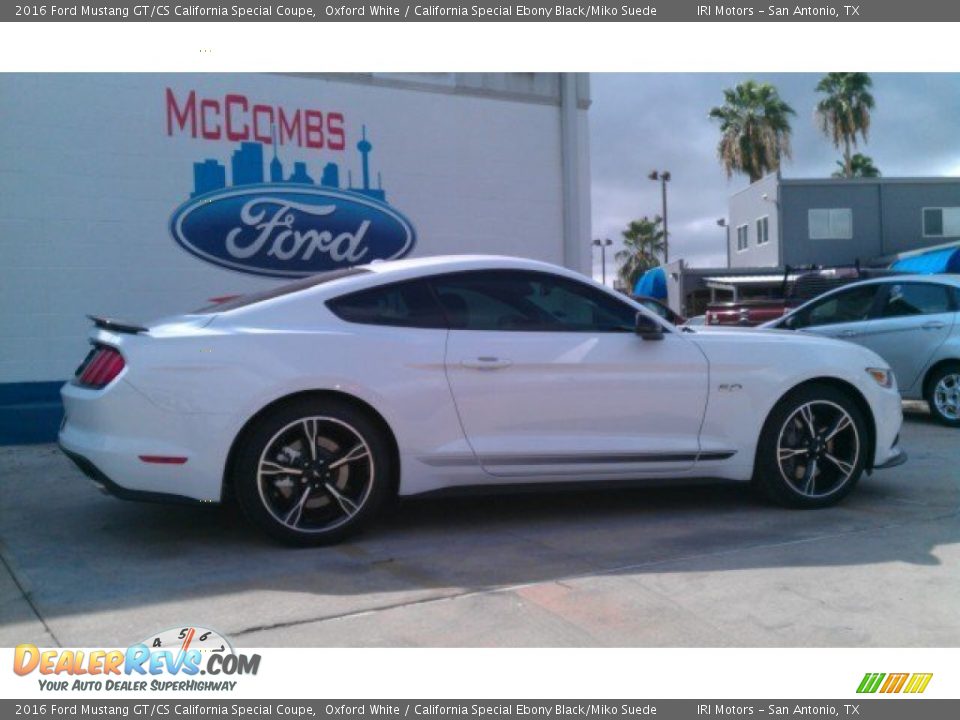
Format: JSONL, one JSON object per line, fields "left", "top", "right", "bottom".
{"left": 635, "top": 312, "right": 665, "bottom": 341}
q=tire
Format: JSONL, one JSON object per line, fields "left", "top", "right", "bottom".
{"left": 752, "top": 383, "right": 868, "bottom": 508}
{"left": 924, "top": 363, "right": 960, "bottom": 427}
{"left": 232, "top": 397, "right": 394, "bottom": 546}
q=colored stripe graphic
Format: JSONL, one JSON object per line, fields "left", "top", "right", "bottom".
{"left": 904, "top": 674, "right": 934, "bottom": 694}
{"left": 880, "top": 673, "right": 909, "bottom": 693}
{"left": 857, "top": 673, "right": 885, "bottom": 693}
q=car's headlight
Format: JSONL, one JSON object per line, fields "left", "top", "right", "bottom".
{"left": 867, "top": 367, "right": 895, "bottom": 389}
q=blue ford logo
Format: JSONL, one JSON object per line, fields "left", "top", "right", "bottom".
{"left": 170, "top": 186, "right": 416, "bottom": 278}
{"left": 170, "top": 129, "right": 417, "bottom": 278}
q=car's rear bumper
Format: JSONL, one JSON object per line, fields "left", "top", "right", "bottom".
{"left": 59, "top": 444, "right": 205, "bottom": 505}
{"left": 59, "top": 379, "right": 233, "bottom": 503}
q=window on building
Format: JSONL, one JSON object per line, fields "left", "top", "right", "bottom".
{"left": 736, "top": 224, "right": 749, "bottom": 252}
{"left": 327, "top": 279, "right": 447, "bottom": 329}
{"left": 756, "top": 216, "right": 770, "bottom": 245}
{"left": 923, "top": 207, "right": 960, "bottom": 238}
{"left": 808, "top": 208, "right": 853, "bottom": 240}
{"left": 429, "top": 271, "right": 637, "bottom": 333}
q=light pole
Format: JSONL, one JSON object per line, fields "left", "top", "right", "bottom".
{"left": 717, "top": 218, "right": 730, "bottom": 268}
{"left": 592, "top": 238, "right": 613, "bottom": 285}
{"left": 648, "top": 170, "right": 671, "bottom": 264}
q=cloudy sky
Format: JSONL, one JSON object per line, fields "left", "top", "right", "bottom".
{"left": 589, "top": 73, "right": 960, "bottom": 280}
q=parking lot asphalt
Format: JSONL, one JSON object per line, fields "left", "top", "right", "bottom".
{"left": 1, "top": 402, "right": 958, "bottom": 648}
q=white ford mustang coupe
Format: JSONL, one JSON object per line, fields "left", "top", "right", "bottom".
{"left": 59, "top": 256, "right": 906, "bottom": 544}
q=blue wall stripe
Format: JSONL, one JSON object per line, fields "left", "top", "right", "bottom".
{"left": 0, "top": 381, "right": 65, "bottom": 445}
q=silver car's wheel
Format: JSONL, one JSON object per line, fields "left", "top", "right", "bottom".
{"left": 776, "top": 401, "right": 860, "bottom": 499}
{"left": 933, "top": 374, "right": 960, "bottom": 421}
{"left": 926, "top": 364, "right": 960, "bottom": 427}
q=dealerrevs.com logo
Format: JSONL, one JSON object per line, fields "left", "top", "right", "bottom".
{"left": 13, "top": 627, "right": 260, "bottom": 692}
{"left": 857, "top": 672, "right": 933, "bottom": 694}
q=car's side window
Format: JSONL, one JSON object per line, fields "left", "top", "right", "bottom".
{"left": 429, "top": 271, "right": 637, "bottom": 333}
{"left": 879, "top": 283, "right": 953, "bottom": 318}
{"left": 797, "top": 285, "right": 881, "bottom": 328}
{"left": 326, "top": 279, "right": 447, "bottom": 329}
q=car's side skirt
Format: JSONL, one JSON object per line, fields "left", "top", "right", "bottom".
{"left": 407, "top": 475, "right": 746, "bottom": 500}
{"left": 419, "top": 450, "right": 736, "bottom": 467}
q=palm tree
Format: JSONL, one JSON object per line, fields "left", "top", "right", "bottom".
{"left": 832, "top": 153, "right": 880, "bottom": 178}
{"left": 615, "top": 216, "right": 665, "bottom": 291}
{"left": 709, "top": 81, "right": 796, "bottom": 183}
{"left": 815, "top": 72, "right": 875, "bottom": 178}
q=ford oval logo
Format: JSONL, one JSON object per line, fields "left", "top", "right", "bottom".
{"left": 170, "top": 185, "right": 417, "bottom": 278}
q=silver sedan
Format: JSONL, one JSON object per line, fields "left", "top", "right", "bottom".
{"left": 764, "top": 274, "right": 960, "bottom": 426}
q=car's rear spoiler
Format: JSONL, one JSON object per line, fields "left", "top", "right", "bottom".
{"left": 88, "top": 315, "right": 148, "bottom": 335}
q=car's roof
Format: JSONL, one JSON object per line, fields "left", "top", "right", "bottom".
{"left": 363, "top": 254, "right": 568, "bottom": 276}
{"left": 340, "top": 254, "right": 596, "bottom": 290}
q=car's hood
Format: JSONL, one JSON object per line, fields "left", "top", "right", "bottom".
{"left": 687, "top": 324, "right": 888, "bottom": 368}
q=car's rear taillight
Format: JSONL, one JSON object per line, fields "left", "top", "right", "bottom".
{"left": 75, "top": 346, "right": 125, "bottom": 389}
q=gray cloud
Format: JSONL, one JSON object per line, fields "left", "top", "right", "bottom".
{"left": 589, "top": 72, "right": 960, "bottom": 281}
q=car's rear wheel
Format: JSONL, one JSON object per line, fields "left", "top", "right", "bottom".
{"left": 925, "top": 363, "right": 960, "bottom": 427}
{"left": 753, "top": 384, "right": 868, "bottom": 508}
{"left": 233, "top": 397, "right": 393, "bottom": 545}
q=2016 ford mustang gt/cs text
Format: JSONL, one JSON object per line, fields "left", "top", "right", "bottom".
{"left": 59, "top": 256, "right": 906, "bottom": 545}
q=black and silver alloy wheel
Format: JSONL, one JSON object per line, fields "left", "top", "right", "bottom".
{"left": 926, "top": 364, "right": 960, "bottom": 427}
{"left": 776, "top": 401, "right": 860, "bottom": 500}
{"left": 233, "top": 398, "right": 392, "bottom": 545}
{"left": 754, "top": 384, "right": 868, "bottom": 508}
{"left": 257, "top": 417, "right": 374, "bottom": 534}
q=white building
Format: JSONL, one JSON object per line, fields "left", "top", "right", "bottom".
{"left": 0, "top": 73, "right": 592, "bottom": 443}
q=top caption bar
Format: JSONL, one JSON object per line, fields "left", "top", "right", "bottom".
{"left": 3, "top": 1, "right": 958, "bottom": 22}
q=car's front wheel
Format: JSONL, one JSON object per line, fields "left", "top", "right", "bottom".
{"left": 925, "top": 363, "right": 960, "bottom": 427}
{"left": 233, "top": 397, "right": 393, "bottom": 545}
{"left": 753, "top": 384, "right": 868, "bottom": 508}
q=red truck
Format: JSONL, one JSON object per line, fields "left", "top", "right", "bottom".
{"left": 705, "top": 266, "right": 868, "bottom": 327}
{"left": 705, "top": 298, "right": 796, "bottom": 327}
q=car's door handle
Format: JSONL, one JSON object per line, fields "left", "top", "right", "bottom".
{"left": 461, "top": 357, "right": 512, "bottom": 370}
{"left": 922, "top": 321, "right": 946, "bottom": 331}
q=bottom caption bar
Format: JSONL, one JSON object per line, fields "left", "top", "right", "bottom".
{"left": 3, "top": 701, "right": 957, "bottom": 720}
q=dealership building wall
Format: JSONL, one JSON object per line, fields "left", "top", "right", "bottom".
{"left": 0, "top": 73, "right": 592, "bottom": 443}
